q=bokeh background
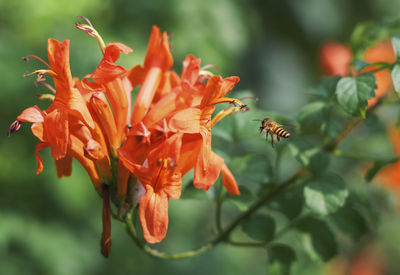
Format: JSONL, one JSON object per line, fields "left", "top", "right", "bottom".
{"left": 2, "top": 0, "right": 400, "bottom": 274}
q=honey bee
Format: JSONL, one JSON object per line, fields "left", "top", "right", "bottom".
{"left": 259, "top": 118, "right": 291, "bottom": 147}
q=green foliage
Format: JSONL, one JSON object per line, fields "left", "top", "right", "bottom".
{"left": 365, "top": 157, "right": 399, "bottom": 182}
{"left": 298, "top": 102, "right": 327, "bottom": 134}
{"left": 304, "top": 173, "right": 348, "bottom": 216}
{"left": 267, "top": 244, "right": 296, "bottom": 275}
{"left": 288, "top": 140, "right": 330, "bottom": 174}
{"left": 295, "top": 217, "right": 337, "bottom": 261}
{"left": 335, "top": 73, "right": 376, "bottom": 118}
{"left": 242, "top": 214, "right": 275, "bottom": 242}
{"left": 391, "top": 36, "right": 400, "bottom": 96}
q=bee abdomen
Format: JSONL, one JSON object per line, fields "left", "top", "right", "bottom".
{"left": 274, "top": 127, "right": 290, "bottom": 138}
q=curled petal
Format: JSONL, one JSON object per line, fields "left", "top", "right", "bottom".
{"left": 221, "top": 163, "right": 240, "bottom": 195}
{"left": 35, "top": 142, "right": 48, "bottom": 174}
{"left": 139, "top": 185, "right": 169, "bottom": 244}
{"left": 181, "top": 55, "right": 201, "bottom": 85}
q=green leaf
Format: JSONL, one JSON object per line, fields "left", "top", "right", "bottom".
{"left": 391, "top": 64, "right": 400, "bottom": 96}
{"left": 295, "top": 217, "right": 337, "bottom": 261}
{"left": 304, "top": 173, "right": 348, "bottom": 215}
{"left": 336, "top": 73, "right": 376, "bottom": 117}
{"left": 287, "top": 139, "right": 330, "bottom": 174}
{"left": 330, "top": 198, "right": 369, "bottom": 241}
{"left": 267, "top": 244, "right": 296, "bottom": 275}
{"left": 268, "top": 185, "right": 304, "bottom": 219}
{"left": 392, "top": 36, "right": 400, "bottom": 60}
{"left": 242, "top": 214, "right": 275, "bottom": 242}
{"left": 298, "top": 101, "right": 327, "bottom": 134}
{"left": 365, "top": 157, "right": 399, "bottom": 182}
{"left": 353, "top": 59, "right": 370, "bottom": 72}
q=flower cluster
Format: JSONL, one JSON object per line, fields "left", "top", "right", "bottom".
{"left": 9, "top": 17, "right": 246, "bottom": 257}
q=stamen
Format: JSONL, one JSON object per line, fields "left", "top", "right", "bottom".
{"left": 36, "top": 82, "right": 56, "bottom": 94}
{"left": 156, "top": 157, "right": 177, "bottom": 169}
{"left": 239, "top": 96, "right": 258, "bottom": 103}
{"left": 24, "top": 69, "right": 57, "bottom": 78}
{"left": 200, "top": 64, "right": 220, "bottom": 71}
{"left": 75, "top": 16, "right": 106, "bottom": 54}
{"left": 37, "top": 93, "right": 55, "bottom": 101}
{"left": 208, "top": 97, "right": 245, "bottom": 107}
{"left": 210, "top": 104, "right": 250, "bottom": 127}
{"left": 8, "top": 120, "right": 22, "bottom": 137}
{"left": 22, "top": 55, "right": 50, "bottom": 68}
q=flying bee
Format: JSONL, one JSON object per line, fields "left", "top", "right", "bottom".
{"left": 259, "top": 118, "right": 291, "bottom": 147}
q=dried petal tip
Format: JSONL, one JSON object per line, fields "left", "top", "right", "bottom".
{"left": 22, "top": 56, "right": 29, "bottom": 62}
{"left": 8, "top": 120, "right": 21, "bottom": 137}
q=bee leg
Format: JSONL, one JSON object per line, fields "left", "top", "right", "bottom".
{"left": 260, "top": 127, "right": 264, "bottom": 134}
{"left": 270, "top": 132, "right": 274, "bottom": 147}
{"left": 277, "top": 135, "right": 280, "bottom": 143}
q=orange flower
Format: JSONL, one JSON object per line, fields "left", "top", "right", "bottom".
{"left": 362, "top": 41, "right": 396, "bottom": 107}
{"left": 375, "top": 126, "right": 400, "bottom": 210}
{"left": 169, "top": 75, "right": 241, "bottom": 192}
{"left": 11, "top": 18, "right": 245, "bottom": 248}
{"left": 121, "top": 134, "right": 182, "bottom": 243}
{"left": 319, "top": 40, "right": 396, "bottom": 108}
{"left": 10, "top": 39, "right": 103, "bottom": 189}
{"left": 319, "top": 42, "right": 352, "bottom": 76}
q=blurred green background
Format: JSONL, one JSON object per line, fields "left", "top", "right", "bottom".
{"left": 2, "top": 0, "right": 400, "bottom": 274}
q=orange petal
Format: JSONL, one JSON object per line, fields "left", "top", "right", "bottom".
{"left": 144, "top": 26, "right": 173, "bottom": 71}
{"left": 126, "top": 65, "right": 145, "bottom": 89}
{"left": 221, "top": 163, "right": 240, "bottom": 195}
{"left": 148, "top": 133, "right": 182, "bottom": 164}
{"left": 117, "top": 160, "right": 130, "bottom": 201}
{"left": 139, "top": 185, "right": 169, "bottom": 243}
{"left": 47, "top": 39, "right": 73, "bottom": 93}
{"left": 44, "top": 109, "right": 69, "bottom": 160}
{"left": 168, "top": 107, "right": 201, "bottom": 133}
{"left": 162, "top": 170, "right": 182, "bottom": 200}
{"left": 86, "top": 42, "right": 132, "bottom": 84}
{"left": 35, "top": 142, "right": 48, "bottom": 174}
{"left": 181, "top": 55, "right": 201, "bottom": 85}
{"left": 90, "top": 92, "right": 118, "bottom": 149}
{"left": 69, "top": 135, "right": 102, "bottom": 190}
{"left": 55, "top": 155, "right": 72, "bottom": 178}
{"left": 17, "top": 105, "right": 45, "bottom": 123}
{"left": 200, "top": 76, "right": 240, "bottom": 106}
{"left": 364, "top": 40, "right": 396, "bottom": 64}
{"left": 131, "top": 66, "right": 162, "bottom": 125}
{"left": 193, "top": 150, "right": 224, "bottom": 191}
